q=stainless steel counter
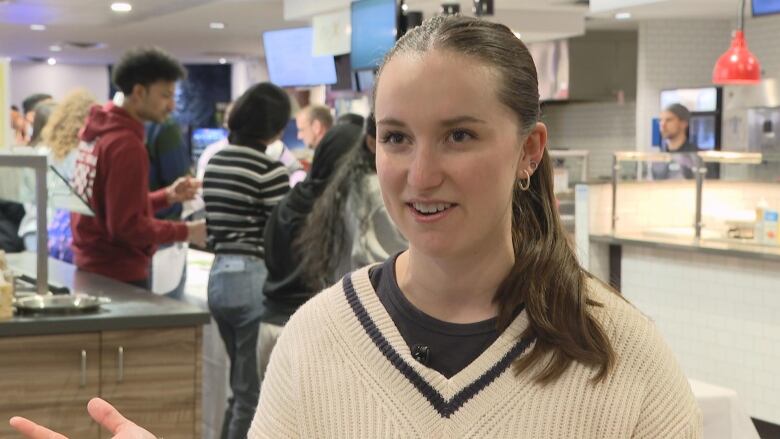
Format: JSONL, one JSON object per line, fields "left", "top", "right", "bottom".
{"left": 591, "top": 232, "right": 780, "bottom": 262}
{"left": 0, "top": 252, "right": 210, "bottom": 337}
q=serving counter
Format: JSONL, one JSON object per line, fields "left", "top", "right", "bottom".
{"left": 0, "top": 252, "right": 209, "bottom": 439}
{"left": 591, "top": 231, "right": 780, "bottom": 263}
{"left": 580, "top": 176, "right": 780, "bottom": 426}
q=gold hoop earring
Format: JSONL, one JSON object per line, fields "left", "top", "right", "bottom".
{"left": 518, "top": 170, "right": 531, "bottom": 191}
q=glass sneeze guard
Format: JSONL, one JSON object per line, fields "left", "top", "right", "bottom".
{"left": 0, "top": 148, "right": 94, "bottom": 295}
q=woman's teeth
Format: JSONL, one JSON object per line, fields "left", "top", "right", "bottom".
{"left": 412, "top": 202, "right": 453, "bottom": 214}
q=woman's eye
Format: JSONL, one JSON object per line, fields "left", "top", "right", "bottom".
{"left": 448, "top": 129, "right": 474, "bottom": 143}
{"left": 381, "top": 132, "right": 406, "bottom": 145}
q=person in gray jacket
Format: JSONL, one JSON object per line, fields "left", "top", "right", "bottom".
{"left": 296, "top": 113, "right": 407, "bottom": 291}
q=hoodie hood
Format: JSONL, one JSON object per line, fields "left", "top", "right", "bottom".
{"left": 79, "top": 102, "right": 144, "bottom": 144}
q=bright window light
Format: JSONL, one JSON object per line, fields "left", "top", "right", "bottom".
{"left": 111, "top": 2, "right": 132, "bottom": 13}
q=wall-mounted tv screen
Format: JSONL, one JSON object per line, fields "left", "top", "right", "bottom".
{"left": 281, "top": 119, "right": 305, "bottom": 149}
{"left": 753, "top": 0, "right": 780, "bottom": 16}
{"left": 332, "top": 54, "right": 356, "bottom": 91}
{"left": 356, "top": 69, "right": 376, "bottom": 93}
{"left": 350, "top": 0, "right": 397, "bottom": 70}
{"left": 263, "top": 27, "right": 337, "bottom": 87}
{"left": 660, "top": 87, "right": 719, "bottom": 113}
{"left": 191, "top": 128, "right": 228, "bottom": 162}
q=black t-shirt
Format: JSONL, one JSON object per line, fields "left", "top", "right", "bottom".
{"left": 369, "top": 255, "right": 501, "bottom": 378}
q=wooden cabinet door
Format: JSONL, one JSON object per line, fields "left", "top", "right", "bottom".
{"left": 100, "top": 327, "right": 199, "bottom": 439}
{"left": 0, "top": 333, "right": 100, "bottom": 438}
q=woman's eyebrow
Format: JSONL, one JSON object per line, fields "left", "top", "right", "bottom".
{"left": 440, "top": 115, "right": 487, "bottom": 127}
{"left": 377, "top": 117, "right": 407, "bottom": 128}
{"left": 378, "top": 115, "right": 487, "bottom": 128}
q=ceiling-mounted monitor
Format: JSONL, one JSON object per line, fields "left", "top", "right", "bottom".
{"left": 752, "top": 0, "right": 780, "bottom": 16}
{"left": 350, "top": 0, "right": 398, "bottom": 71}
{"left": 263, "top": 27, "right": 337, "bottom": 87}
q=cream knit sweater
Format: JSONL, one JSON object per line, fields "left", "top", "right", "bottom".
{"left": 249, "top": 267, "right": 702, "bottom": 438}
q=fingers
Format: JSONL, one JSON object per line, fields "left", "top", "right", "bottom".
{"left": 188, "top": 177, "right": 203, "bottom": 189}
{"left": 9, "top": 417, "right": 69, "bottom": 439}
{"left": 86, "top": 398, "right": 130, "bottom": 434}
{"left": 86, "top": 398, "right": 156, "bottom": 439}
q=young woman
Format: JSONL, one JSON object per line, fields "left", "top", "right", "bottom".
{"left": 42, "top": 89, "right": 98, "bottom": 263}
{"left": 9, "top": 15, "right": 700, "bottom": 439}
{"left": 202, "top": 82, "right": 291, "bottom": 439}
{"left": 249, "top": 15, "right": 701, "bottom": 438}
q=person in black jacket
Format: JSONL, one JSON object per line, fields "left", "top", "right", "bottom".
{"left": 258, "top": 122, "right": 362, "bottom": 382}
{"left": 0, "top": 201, "right": 25, "bottom": 253}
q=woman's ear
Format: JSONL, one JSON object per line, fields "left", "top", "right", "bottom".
{"left": 516, "top": 122, "right": 548, "bottom": 179}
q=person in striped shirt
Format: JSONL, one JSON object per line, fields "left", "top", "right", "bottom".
{"left": 201, "top": 82, "right": 291, "bottom": 439}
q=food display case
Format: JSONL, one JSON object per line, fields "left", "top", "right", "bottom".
{"left": 549, "top": 149, "right": 589, "bottom": 234}
{"left": 608, "top": 150, "right": 778, "bottom": 246}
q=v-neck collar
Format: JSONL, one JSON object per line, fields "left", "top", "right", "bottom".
{"left": 340, "top": 267, "right": 535, "bottom": 419}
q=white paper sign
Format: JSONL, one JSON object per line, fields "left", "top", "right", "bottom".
{"left": 312, "top": 9, "right": 351, "bottom": 56}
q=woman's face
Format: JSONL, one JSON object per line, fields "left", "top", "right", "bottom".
{"left": 375, "top": 50, "right": 542, "bottom": 258}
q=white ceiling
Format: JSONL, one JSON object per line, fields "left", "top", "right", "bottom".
{"left": 0, "top": 0, "right": 741, "bottom": 65}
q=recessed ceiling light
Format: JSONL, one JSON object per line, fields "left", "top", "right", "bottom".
{"left": 49, "top": 45, "right": 62, "bottom": 52}
{"left": 615, "top": 12, "right": 631, "bottom": 20}
{"left": 30, "top": 24, "right": 46, "bottom": 31}
{"left": 218, "top": 58, "right": 227, "bottom": 64}
{"left": 47, "top": 57, "right": 56, "bottom": 65}
{"left": 210, "top": 22, "right": 225, "bottom": 30}
{"left": 111, "top": 2, "right": 132, "bottom": 13}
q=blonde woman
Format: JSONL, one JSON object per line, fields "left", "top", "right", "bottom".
{"left": 43, "top": 89, "right": 97, "bottom": 261}
{"left": 43, "top": 89, "right": 97, "bottom": 163}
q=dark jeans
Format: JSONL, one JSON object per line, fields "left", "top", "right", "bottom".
{"left": 207, "top": 255, "right": 267, "bottom": 439}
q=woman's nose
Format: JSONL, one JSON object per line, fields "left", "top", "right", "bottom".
{"left": 407, "top": 145, "right": 444, "bottom": 190}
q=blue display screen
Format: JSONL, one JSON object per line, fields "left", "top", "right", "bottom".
{"left": 351, "top": 0, "right": 397, "bottom": 70}
{"left": 281, "top": 119, "right": 305, "bottom": 150}
{"left": 753, "top": 0, "right": 780, "bottom": 16}
{"left": 356, "top": 69, "right": 376, "bottom": 92}
{"left": 191, "top": 128, "right": 227, "bottom": 162}
{"left": 263, "top": 27, "right": 337, "bottom": 87}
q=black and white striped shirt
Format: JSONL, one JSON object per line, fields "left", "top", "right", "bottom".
{"left": 203, "top": 144, "right": 290, "bottom": 258}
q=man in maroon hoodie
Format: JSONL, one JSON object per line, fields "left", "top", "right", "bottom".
{"left": 71, "top": 47, "right": 206, "bottom": 288}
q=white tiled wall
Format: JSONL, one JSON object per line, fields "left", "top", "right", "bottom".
{"left": 620, "top": 246, "right": 780, "bottom": 424}
{"left": 635, "top": 19, "right": 732, "bottom": 151}
{"left": 543, "top": 102, "right": 636, "bottom": 180}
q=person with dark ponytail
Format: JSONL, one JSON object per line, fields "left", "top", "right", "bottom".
{"left": 296, "top": 114, "right": 407, "bottom": 291}
{"left": 257, "top": 121, "right": 363, "bottom": 354}
{"left": 8, "top": 16, "right": 701, "bottom": 439}
{"left": 201, "top": 82, "right": 291, "bottom": 439}
{"left": 253, "top": 116, "right": 406, "bottom": 384}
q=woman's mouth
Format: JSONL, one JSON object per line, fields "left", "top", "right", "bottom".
{"left": 406, "top": 201, "right": 456, "bottom": 222}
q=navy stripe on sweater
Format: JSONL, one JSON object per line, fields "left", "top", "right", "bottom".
{"left": 343, "top": 274, "right": 534, "bottom": 418}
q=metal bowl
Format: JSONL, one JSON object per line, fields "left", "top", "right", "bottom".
{"left": 14, "top": 294, "right": 110, "bottom": 315}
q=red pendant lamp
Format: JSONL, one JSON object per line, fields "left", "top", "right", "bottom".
{"left": 712, "top": 0, "right": 761, "bottom": 85}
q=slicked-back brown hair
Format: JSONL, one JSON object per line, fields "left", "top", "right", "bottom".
{"left": 373, "top": 15, "right": 616, "bottom": 383}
